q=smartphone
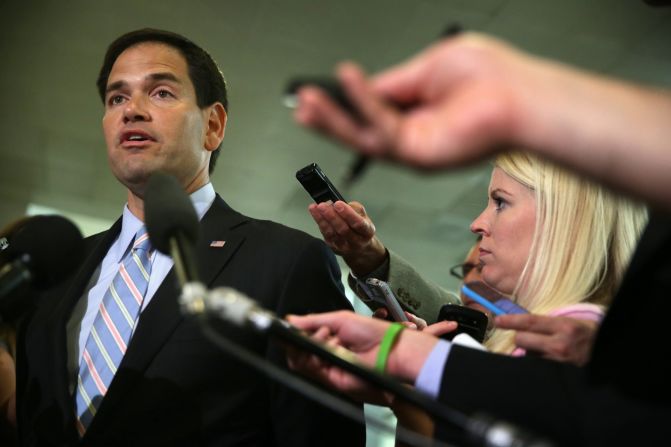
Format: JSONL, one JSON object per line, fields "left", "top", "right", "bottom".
{"left": 461, "top": 281, "right": 529, "bottom": 316}
{"left": 296, "top": 163, "right": 346, "bottom": 204}
{"left": 437, "top": 304, "right": 489, "bottom": 343}
{"left": 284, "top": 77, "right": 360, "bottom": 118}
{"left": 356, "top": 278, "right": 409, "bottom": 323}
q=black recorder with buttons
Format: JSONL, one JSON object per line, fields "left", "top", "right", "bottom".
{"left": 296, "top": 163, "right": 345, "bottom": 204}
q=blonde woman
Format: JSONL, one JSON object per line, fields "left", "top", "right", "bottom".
{"left": 471, "top": 151, "right": 647, "bottom": 354}
{"left": 309, "top": 151, "right": 646, "bottom": 358}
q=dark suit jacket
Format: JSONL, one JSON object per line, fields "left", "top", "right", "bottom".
{"left": 435, "top": 213, "right": 671, "bottom": 446}
{"left": 16, "top": 196, "right": 365, "bottom": 446}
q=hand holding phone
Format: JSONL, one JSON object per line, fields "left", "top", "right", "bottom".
{"left": 437, "top": 304, "right": 489, "bottom": 343}
{"left": 296, "top": 163, "right": 346, "bottom": 203}
{"left": 284, "top": 24, "right": 463, "bottom": 121}
{"left": 356, "top": 278, "right": 409, "bottom": 323}
{"left": 285, "top": 77, "right": 361, "bottom": 119}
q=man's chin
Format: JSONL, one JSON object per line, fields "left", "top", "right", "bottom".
{"left": 113, "top": 169, "right": 155, "bottom": 196}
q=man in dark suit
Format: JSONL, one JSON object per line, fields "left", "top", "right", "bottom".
{"left": 14, "top": 28, "right": 364, "bottom": 446}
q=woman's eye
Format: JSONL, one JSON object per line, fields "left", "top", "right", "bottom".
{"left": 494, "top": 197, "right": 506, "bottom": 211}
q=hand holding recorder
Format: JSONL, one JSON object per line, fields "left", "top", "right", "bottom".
{"left": 297, "top": 163, "right": 387, "bottom": 276}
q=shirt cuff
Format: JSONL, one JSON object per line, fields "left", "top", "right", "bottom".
{"left": 414, "top": 339, "right": 451, "bottom": 399}
{"left": 348, "top": 249, "right": 390, "bottom": 281}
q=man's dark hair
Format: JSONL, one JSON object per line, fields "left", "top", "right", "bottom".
{"left": 97, "top": 28, "right": 228, "bottom": 174}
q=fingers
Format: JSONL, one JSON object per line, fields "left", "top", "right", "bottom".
{"left": 312, "top": 325, "right": 332, "bottom": 342}
{"left": 495, "top": 314, "right": 560, "bottom": 335}
{"left": 294, "top": 85, "right": 374, "bottom": 153}
{"left": 287, "top": 310, "right": 352, "bottom": 333}
{"left": 373, "top": 309, "right": 419, "bottom": 330}
{"left": 334, "top": 201, "right": 376, "bottom": 238}
{"left": 423, "top": 320, "right": 458, "bottom": 337}
{"left": 337, "top": 63, "right": 403, "bottom": 152}
{"left": 506, "top": 317, "right": 599, "bottom": 366}
{"left": 404, "top": 312, "right": 427, "bottom": 330}
{"left": 371, "top": 43, "right": 440, "bottom": 105}
{"left": 513, "top": 330, "right": 583, "bottom": 364}
{"left": 320, "top": 202, "right": 366, "bottom": 237}
{"left": 310, "top": 202, "right": 376, "bottom": 258}
{"left": 372, "top": 308, "right": 389, "bottom": 320}
{"left": 391, "top": 83, "right": 512, "bottom": 169}
{"left": 513, "top": 331, "right": 553, "bottom": 354}
{"left": 309, "top": 203, "right": 337, "bottom": 241}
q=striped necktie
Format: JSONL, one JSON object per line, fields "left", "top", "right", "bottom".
{"left": 75, "top": 227, "right": 153, "bottom": 434}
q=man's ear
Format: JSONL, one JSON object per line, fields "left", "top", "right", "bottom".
{"left": 204, "top": 102, "right": 227, "bottom": 151}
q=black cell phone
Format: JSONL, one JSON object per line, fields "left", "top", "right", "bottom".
{"left": 296, "top": 163, "right": 346, "bottom": 203}
{"left": 437, "top": 304, "right": 489, "bottom": 343}
{"left": 284, "top": 77, "right": 360, "bottom": 118}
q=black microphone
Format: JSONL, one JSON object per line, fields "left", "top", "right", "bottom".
{"left": 144, "top": 172, "right": 201, "bottom": 286}
{"left": 0, "top": 215, "right": 85, "bottom": 309}
{"left": 0, "top": 216, "right": 33, "bottom": 265}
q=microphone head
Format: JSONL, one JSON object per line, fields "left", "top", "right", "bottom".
{"left": 144, "top": 172, "right": 200, "bottom": 255}
{"left": 7, "top": 215, "right": 85, "bottom": 288}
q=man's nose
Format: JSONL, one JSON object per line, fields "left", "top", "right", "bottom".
{"left": 123, "top": 96, "right": 150, "bottom": 123}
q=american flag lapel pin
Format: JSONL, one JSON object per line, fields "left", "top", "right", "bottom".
{"left": 209, "top": 240, "right": 226, "bottom": 248}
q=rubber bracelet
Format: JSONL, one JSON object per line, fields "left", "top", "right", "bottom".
{"left": 375, "top": 323, "right": 405, "bottom": 373}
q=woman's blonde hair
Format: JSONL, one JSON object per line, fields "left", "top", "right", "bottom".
{"left": 485, "top": 152, "right": 648, "bottom": 353}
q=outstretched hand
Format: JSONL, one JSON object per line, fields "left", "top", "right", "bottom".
{"left": 373, "top": 307, "right": 458, "bottom": 337}
{"left": 496, "top": 314, "right": 598, "bottom": 366}
{"left": 294, "top": 34, "right": 528, "bottom": 170}
{"left": 286, "top": 310, "right": 439, "bottom": 403}
{"left": 308, "top": 200, "right": 386, "bottom": 275}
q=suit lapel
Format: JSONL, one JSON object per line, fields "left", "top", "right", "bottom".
{"left": 90, "top": 196, "right": 249, "bottom": 427}
{"left": 43, "top": 219, "right": 122, "bottom": 436}
{"left": 196, "top": 195, "right": 248, "bottom": 287}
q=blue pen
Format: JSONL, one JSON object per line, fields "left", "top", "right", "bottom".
{"left": 461, "top": 284, "right": 507, "bottom": 316}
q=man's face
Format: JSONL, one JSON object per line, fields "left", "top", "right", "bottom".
{"left": 102, "top": 42, "right": 213, "bottom": 194}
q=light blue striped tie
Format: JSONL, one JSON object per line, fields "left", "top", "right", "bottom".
{"left": 75, "top": 227, "right": 153, "bottom": 435}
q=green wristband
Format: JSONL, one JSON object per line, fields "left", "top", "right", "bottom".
{"left": 375, "top": 323, "right": 405, "bottom": 373}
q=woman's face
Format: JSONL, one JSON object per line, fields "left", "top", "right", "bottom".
{"left": 470, "top": 167, "right": 536, "bottom": 295}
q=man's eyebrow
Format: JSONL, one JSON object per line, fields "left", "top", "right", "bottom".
{"left": 105, "top": 80, "right": 127, "bottom": 96}
{"left": 148, "top": 72, "right": 182, "bottom": 84}
{"left": 105, "top": 72, "right": 182, "bottom": 95}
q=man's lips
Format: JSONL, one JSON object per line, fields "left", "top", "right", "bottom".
{"left": 119, "top": 130, "right": 156, "bottom": 147}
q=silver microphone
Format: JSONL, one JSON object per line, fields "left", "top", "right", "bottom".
{"left": 180, "top": 284, "right": 275, "bottom": 332}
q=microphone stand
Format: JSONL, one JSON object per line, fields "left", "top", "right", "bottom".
{"left": 181, "top": 285, "right": 554, "bottom": 447}
{"left": 198, "top": 318, "right": 455, "bottom": 447}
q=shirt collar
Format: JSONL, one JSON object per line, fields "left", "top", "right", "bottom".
{"left": 113, "top": 182, "right": 216, "bottom": 263}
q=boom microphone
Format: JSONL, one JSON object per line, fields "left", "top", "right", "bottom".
{"left": 183, "top": 286, "right": 555, "bottom": 447}
{"left": 144, "top": 172, "right": 201, "bottom": 285}
{"left": 0, "top": 215, "right": 85, "bottom": 305}
{"left": 1, "top": 216, "right": 32, "bottom": 264}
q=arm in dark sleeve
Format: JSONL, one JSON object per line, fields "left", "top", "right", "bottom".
{"left": 435, "top": 345, "right": 671, "bottom": 446}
